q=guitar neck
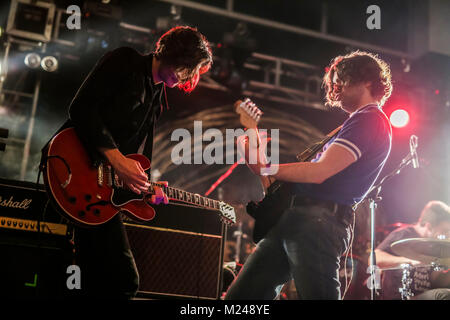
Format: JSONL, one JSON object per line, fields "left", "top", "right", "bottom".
{"left": 105, "top": 167, "right": 225, "bottom": 211}
{"left": 150, "top": 182, "right": 222, "bottom": 211}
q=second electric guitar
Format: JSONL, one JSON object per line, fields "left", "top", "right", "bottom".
{"left": 234, "top": 99, "right": 341, "bottom": 243}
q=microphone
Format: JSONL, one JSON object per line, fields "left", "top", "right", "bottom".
{"left": 409, "top": 135, "right": 419, "bottom": 169}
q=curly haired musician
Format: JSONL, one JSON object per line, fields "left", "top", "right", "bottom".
{"left": 225, "top": 51, "right": 393, "bottom": 300}
{"left": 376, "top": 201, "right": 450, "bottom": 300}
{"left": 46, "top": 26, "right": 212, "bottom": 299}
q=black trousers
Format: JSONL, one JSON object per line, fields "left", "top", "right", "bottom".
{"left": 225, "top": 204, "right": 352, "bottom": 300}
{"left": 73, "top": 215, "right": 139, "bottom": 299}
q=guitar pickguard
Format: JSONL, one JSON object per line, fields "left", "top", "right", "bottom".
{"left": 111, "top": 187, "right": 144, "bottom": 207}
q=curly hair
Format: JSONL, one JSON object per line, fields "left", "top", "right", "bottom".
{"left": 155, "top": 26, "right": 213, "bottom": 92}
{"left": 322, "top": 51, "right": 393, "bottom": 107}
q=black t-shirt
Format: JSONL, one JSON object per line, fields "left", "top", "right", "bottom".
{"left": 67, "top": 47, "right": 168, "bottom": 162}
{"left": 376, "top": 226, "right": 420, "bottom": 255}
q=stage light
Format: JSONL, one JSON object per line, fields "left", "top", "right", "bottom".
{"left": 390, "top": 109, "right": 410, "bottom": 128}
{"left": 0, "top": 106, "right": 8, "bottom": 116}
{"left": 41, "top": 56, "right": 58, "bottom": 72}
{"left": 24, "top": 53, "right": 41, "bottom": 69}
{"left": 101, "top": 40, "right": 109, "bottom": 49}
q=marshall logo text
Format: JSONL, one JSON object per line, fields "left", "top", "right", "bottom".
{"left": 0, "top": 195, "right": 32, "bottom": 210}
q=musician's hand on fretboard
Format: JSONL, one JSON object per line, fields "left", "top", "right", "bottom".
{"left": 148, "top": 181, "right": 169, "bottom": 205}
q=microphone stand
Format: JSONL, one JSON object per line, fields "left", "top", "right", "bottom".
{"left": 364, "top": 150, "right": 417, "bottom": 300}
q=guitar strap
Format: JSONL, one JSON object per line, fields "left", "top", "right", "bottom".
{"left": 128, "top": 78, "right": 164, "bottom": 163}
{"left": 296, "top": 125, "right": 343, "bottom": 162}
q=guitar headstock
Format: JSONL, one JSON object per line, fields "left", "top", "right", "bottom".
{"left": 219, "top": 201, "right": 236, "bottom": 226}
{"left": 234, "top": 98, "right": 263, "bottom": 129}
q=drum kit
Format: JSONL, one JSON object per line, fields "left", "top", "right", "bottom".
{"left": 381, "top": 237, "right": 450, "bottom": 300}
{"left": 220, "top": 200, "right": 450, "bottom": 300}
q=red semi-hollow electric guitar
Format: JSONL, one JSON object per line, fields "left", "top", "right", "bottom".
{"left": 43, "top": 128, "right": 236, "bottom": 227}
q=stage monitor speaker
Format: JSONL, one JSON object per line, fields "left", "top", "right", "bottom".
{"left": 0, "top": 178, "right": 74, "bottom": 298}
{"left": 125, "top": 203, "right": 227, "bottom": 300}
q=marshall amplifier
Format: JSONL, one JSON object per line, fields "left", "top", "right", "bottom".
{"left": 0, "top": 178, "right": 70, "bottom": 236}
{"left": 0, "top": 178, "right": 73, "bottom": 298}
{"left": 124, "top": 203, "right": 227, "bottom": 300}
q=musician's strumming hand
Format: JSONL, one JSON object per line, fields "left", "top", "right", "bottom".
{"left": 101, "top": 148, "right": 150, "bottom": 194}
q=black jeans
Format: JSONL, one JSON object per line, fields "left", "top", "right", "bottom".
{"left": 73, "top": 215, "right": 139, "bottom": 299}
{"left": 225, "top": 204, "right": 352, "bottom": 300}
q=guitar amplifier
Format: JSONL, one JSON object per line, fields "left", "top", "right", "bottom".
{"left": 0, "top": 178, "right": 73, "bottom": 298}
{"left": 124, "top": 203, "right": 227, "bottom": 300}
{"left": 0, "top": 178, "right": 70, "bottom": 236}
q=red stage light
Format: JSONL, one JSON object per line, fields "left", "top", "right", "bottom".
{"left": 390, "top": 109, "right": 410, "bottom": 128}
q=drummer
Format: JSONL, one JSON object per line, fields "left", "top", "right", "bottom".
{"left": 375, "top": 200, "right": 450, "bottom": 299}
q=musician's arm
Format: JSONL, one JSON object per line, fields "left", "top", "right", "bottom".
{"left": 69, "top": 48, "right": 148, "bottom": 193}
{"left": 254, "top": 143, "right": 357, "bottom": 184}
{"left": 373, "top": 249, "right": 421, "bottom": 269}
{"left": 260, "top": 111, "right": 387, "bottom": 184}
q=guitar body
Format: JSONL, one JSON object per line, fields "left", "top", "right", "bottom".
{"left": 247, "top": 182, "right": 294, "bottom": 243}
{"left": 43, "top": 128, "right": 156, "bottom": 226}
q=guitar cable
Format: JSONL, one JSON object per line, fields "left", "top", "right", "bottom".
{"left": 36, "top": 155, "right": 75, "bottom": 298}
{"left": 34, "top": 164, "right": 44, "bottom": 298}
{"left": 43, "top": 155, "right": 72, "bottom": 188}
{"left": 342, "top": 210, "right": 356, "bottom": 300}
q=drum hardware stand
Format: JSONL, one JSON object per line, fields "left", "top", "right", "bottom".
{"left": 364, "top": 144, "right": 418, "bottom": 300}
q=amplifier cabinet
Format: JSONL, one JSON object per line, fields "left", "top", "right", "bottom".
{"left": 125, "top": 203, "right": 227, "bottom": 300}
{"left": 0, "top": 178, "right": 65, "bottom": 225}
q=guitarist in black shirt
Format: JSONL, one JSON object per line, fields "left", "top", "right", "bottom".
{"left": 47, "top": 26, "right": 212, "bottom": 299}
{"left": 225, "top": 51, "right": 393, "bottom": 300}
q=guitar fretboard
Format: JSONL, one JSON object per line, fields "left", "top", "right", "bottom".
{"left": 151, "top": 182, "right": 221, "bottom": 211}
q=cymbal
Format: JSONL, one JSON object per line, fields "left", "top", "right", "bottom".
{"left": 391, "top": 238, "right": 450, "bottom": 265}
{"left": 379, "top": 263, "right": 433, "bottom": 271}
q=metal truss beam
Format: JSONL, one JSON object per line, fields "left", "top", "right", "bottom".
{"left": 157, "top": 0, "right": 410, "bottom": 59}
